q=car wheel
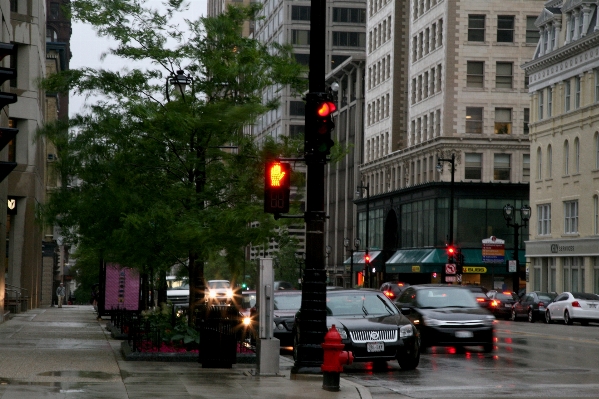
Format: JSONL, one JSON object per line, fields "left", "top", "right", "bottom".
{"left": 292, "top": 329, "right": 299, "bottom": 361}
{"left": 581, "top": 321, "right": 589, "bottom": 326}
{"left": 545, "top": 310, "right": 553, "bottom": 324}
{"left": 397, "top": 339, "right": 420, "bottom": 370}
{"left": 528, "top": 309, "right": 535, "bottom": 323}
{"left": 564, "top": 310, "right": 573, "bottom": 325}
{"left": 483, "top": 343, "right": 494, "bottom": 353}
{"left": 511, "top": 309, "right": 517, "bottom": 321}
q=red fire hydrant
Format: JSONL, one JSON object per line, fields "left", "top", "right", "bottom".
{"left": 321, "top": 325, "right": 354, "bottom": 392}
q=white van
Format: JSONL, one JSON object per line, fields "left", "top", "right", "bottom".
{"left": 166, "top": 276, "right": 189, "bottom": 305}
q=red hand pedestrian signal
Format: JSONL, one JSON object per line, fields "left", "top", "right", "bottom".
{"left": 264, "top": 161, "right": 291, "bottom": 214}
{"left": 269, "top": 163, "right": 286, "bottom": 187}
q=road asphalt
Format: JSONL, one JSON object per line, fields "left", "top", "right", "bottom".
{"left": 0, "top": 305, "right": 371, "bottom": 399}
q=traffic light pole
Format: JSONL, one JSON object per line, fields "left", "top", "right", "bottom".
{"left": 291, "top": 0, "right": 328, "bottom": 375}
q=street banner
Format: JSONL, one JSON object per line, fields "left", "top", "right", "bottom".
{"left": 105, "top": 263, "right": 140, "bottom": 310}
{"left": 482, "top": 236, "right": 505, "bottom": 264}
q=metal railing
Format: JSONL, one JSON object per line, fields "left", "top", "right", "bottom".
{"left": 5, "top": 284, "right": 29, "bottom": 313}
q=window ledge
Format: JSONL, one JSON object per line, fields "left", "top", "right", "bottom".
{"left": 561, "top": 233, "right": 580, "bottom": 238}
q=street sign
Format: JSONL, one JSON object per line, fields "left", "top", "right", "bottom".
{"left": 445, "top": 263, "right": 456, "bottom": 274}
{"left": 445, "top": 275, "right": 456, "bottom": 282}
{"left": 482, "top": 236, "right": 505, "bottom": 264}
{"left": 508, "top": 260, "right": 517, "bottom": 273}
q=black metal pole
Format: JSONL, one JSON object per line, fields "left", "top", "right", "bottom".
{"left": 292, "top": 0, "right": 328, "bottom": 374}
{"left": 449, "top": 154, "right": 454, "bottom": 247}
{"left": 513, "top": 224, "right": 519, "bottom": 294}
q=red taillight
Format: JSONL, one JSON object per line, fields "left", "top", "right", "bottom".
{"left": 538, "top": 301, "right": 544, "bottom": 307}
{"left": 572, "top": 301, "right": 581, "bottom": 308}
{"left": 491, "top": 300, "right": 500, "bottom": 307}
{"left": 384, "top": 291, "right": 395, "bottom": 299}
{"left": 477, "top": 297, "right": 485, "bottom": 302}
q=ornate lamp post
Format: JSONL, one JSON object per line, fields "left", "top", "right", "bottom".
{"left": 355, "top": 183, "right": 370, "bottom": 287}
{"left": 295, "top": 252, "right": 306, "bottom": 288}
{"left": 502, "top": 204, "right": 531, "bottom": 293}
{"left": 166, "top": 69, "right": 193, "bottom": 102}
{"left": 343, "top": 238, "right": 361, "bottom": 285}
{"left": 436, "top": 154, "right": 456, "bottom": 247}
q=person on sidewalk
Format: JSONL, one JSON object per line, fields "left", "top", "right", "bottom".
{"left": 56, "top": 283, "right": 66, "bottom": 308}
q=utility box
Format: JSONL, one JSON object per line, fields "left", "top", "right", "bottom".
{"left": 257, "top": 258, "right": 279, "bottom": 375}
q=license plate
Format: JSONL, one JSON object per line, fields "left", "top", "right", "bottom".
{"left": 367, "top": 342, "right": 384, "bottom": 352}
{"left": 589, "top": 304, "right": 597, "bottom": 308}
{"left": 455, "top": 331, "right": 474, "bottom": 338}
{"left": 505, "top": 304, "right": 512, "bottom": 308}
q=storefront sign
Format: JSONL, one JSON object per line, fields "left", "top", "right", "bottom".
{"left": 463, "top": 266, "right": 487, "bottom": 274}
{"left": 411, "top": 265, "right": 420, "bottom": 273}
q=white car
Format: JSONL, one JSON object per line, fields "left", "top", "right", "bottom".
{"left": 206, "top": 280, "right": 233, "bottom": 304}
{"left": 545, "top": 292, "right": 599, "bottom": 325}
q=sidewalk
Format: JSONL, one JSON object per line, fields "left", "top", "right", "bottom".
{"left": 0, "top": 305, "right": 371, "bottom": 399}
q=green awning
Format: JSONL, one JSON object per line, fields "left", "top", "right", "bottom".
{"left": 385, "top": 248, "right": 527, "bottom": 274}
{"left": 343, "top": 250, "right": 382, "bottom": 272}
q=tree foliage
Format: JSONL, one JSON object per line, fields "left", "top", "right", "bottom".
{"left": 39, "top": 0, "right": 307, "bottom": 317}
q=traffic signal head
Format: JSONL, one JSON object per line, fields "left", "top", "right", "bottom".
{"left": 304, "top": 92, "right": 336, "bottom": 159}
{"left": 446, "top": 245, "right": 456, "bottom": 263}
{"left": 264, "top": 161, "right": 291, "bottom": 214}
{"left": 364, "top": 254, "right": 370, "bottom": 264}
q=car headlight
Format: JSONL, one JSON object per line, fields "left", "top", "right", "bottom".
{"left": 208, "top": 290, "right": 216, "bottom": 298}
{"left": 422, "top": 316, "right": 441, "bottom": 326}
{"left": 226, "top": 289, "right": 233, "bottom": 299}
{"left": 483, "top": 315, "right": 496, "bottom": 326}
{"left": 243, "top": 316, "right": 252, "bottom": 326}
{"left": 399, "top": 324, "right": 413, "bottom": 338}
{"left": 276, "top": 323, "right": 286, "bottom": 330}
{"left": 337, "top": 327, "right": 348, "bottom": 340}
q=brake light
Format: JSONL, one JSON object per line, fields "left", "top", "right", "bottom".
{"left": 572, "top": 301, "right": 581, "bottom": 308}
{"left": 502, "top": 292, "right": 512, "bottom": 295}
{"left": 538, "top": 301, "right": 544, "bottom": 307}
{"left": 384, "top": 291, "right": 395, "bottom": 299}
{"left": 476, "top": 297, "right": 485, "bottom": 302}
{"left": 491, "top": 300, "right": 500, "bottom": 307}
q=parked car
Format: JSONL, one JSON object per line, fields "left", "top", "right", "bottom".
{"left": 205, "top": 280, "right": 233, "bottom": 304}
{"left": 545, "top": 292, "right": 599, "bottom": 325}
{"left": 272, "top": 290, "right": 302, "bottom": 346}
{"left": 511, "top": 291, "right": 557, "bottom": 322}
{"left": 274, "top": 281, "right": 294, "bottom": 290}
{"left": 464, "top": 285, "right": 492, "bottom": 309}
{"left": 380, "top": 281, "right": 410, "bottom": 301}
{"left": 293, "top": 288, "right": 421, "bottom": 370}
{"left": 239, "top": 290, "right": 257, "bottom": 343}
{"left": 486, "top": 291, "right": 519, "bottom": 320}
{"left": 166, "top": 276, "right": 189, "bottom": 306}
{"left": 396, "top": 284, "right": 495, "bottom": 353}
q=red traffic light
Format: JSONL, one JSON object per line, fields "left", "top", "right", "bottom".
{"left": 316, "top": 101, "right": 336, "bottom": 117}
{"left": 364, "top": 254, "right": 371, "bottom": 263}
{"left": 447, "top": 246, "right": 455, "bottom": 255}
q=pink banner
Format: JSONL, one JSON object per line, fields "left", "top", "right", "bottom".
{"left": 105, "top": 263, "right": 140, "bottom": 310}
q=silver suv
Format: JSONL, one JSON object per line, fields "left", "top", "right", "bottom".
{"left": 206, "top": 280, "right": 233, "bottom": 304}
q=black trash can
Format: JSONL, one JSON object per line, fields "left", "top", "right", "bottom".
{"left": 197, "top": 305, "right": 239, "bottom": 368}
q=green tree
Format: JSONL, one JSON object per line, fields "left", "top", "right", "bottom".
{"left": 39, "top": 0, "right": 306, "bottom": 322}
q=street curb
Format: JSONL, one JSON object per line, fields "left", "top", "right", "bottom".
{"left": 340, "top": 378, "right": 373, "bottom": 399}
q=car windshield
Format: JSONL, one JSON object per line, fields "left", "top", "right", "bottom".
{"left": 274, "top": 294, "right": 302, "bottom": 310}
{"left": 242, "top": 293, "right": 256, "bottom": 309}
{"left": 496, "top": 293, "right": 517, "bottom": 301}
{"left": 208, "top": 281, "right": 230, "bottom": 289}
{"left": 416, "top": 288, "right": 479, "bottom": 308}
{"left": 326, "top": 292, "right": 397, "bottom": 317}
{"left": 167, "top": 280, "right": 189, "bottom": 290}
{"left": 537, "top": 292, "right": 556, "bottom": 301}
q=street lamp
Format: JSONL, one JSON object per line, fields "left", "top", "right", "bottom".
{"left": 343, "top": 237, "right": 361, "bottom": 284}
{"left": 502, "top": 204, "right": 531, "bottom": 293}
{"left": 437, "top": 154, "right": 456, "bottom": 249}
{"left": 356, "top": 183, "right": 370, "bottom": 287}
{"left": 295, "top": 252, "right": 306, "bottom": 287}
{"left": 166, "top": 69, "right": 193, "bottom": 102}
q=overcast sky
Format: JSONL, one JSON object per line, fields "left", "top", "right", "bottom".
{"left": 69, "top": 0, "right": 208, "bottom": 117}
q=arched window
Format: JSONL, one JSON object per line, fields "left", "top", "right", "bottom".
{"left": 537, "top": 147, "right": 542, "bottom": 180}
{"left": 46, "top": 28, "right": 58, "bottom": 42}
{"left": 547, "top": 144, "right": 553, "bottom": 178}
{"left": 595, "top": 132, "right": 599, "bottom": 169}
{"left": 564, "top": 140, "right": 569, "bottom": 175}
{"left": 594, "top": 195, "right": 599, "bottom": 235}
{"left": 574, "top": 137, "right": 580, "bottom": 173}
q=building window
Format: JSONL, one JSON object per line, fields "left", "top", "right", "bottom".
{"left": 468, "top": 15, "right": 485, "bottom": 42}
{"left": 332, "top": 32, "right": 366, "bottom": 47}
{"left": 10, "top": 0, "right": 17, "bottom": 12}
{"left": 50, "top": 2, "right": 60, "bottom": 19}
{"left": 537, "top": 147, "right": 542, "bottom": 180}
{"left": 526, "top": 16, "right": 540, "bottom": 44}
{"left": 537, "top": 204, "right": 551, "bottom": 235}
{"left": 289, "top": 125, "right": 305, "bottom": 139}
{"left": 9, "top": 45, "right": 17, "bottom": 88}
{"left": 46, "top": 28, "right": 58, "bottom": 43}
{"left": 564, "top": 200, "right": 578, "bottom": 234}
{"left": 538, "top": 90, "right": 544, "bottom": 120}
{"left": 466, "top": 61, "right": 484, "bottom": 88}
{"left": 524, "top": 108, "right": 530, "bottom": 134}
{"left": 292, "top": 5, "right": 310, "bottom": 20}
{"left": 596, "top": 132, "right": 599, "bottom": 169}
{"left": 494, "top": 108, "right": 512, "bottom": 134}
{"left": 547, "top": 144, "right": 553, "bottom": 178}
{"left": 594, "top": 195, "right": 599, "bottom": 235}
{"left": 8, "top": 119, "right": 16, "bottom": 162}
{"left": 547, "top": 87, "right": 553, "bottom": 117}
{"left": 294, "top": 53, "right": 310, "bottom": 66}
{"left": 494, "top": 153, "right": 511, "bottom": 181}
{"left": 289, "top": 101, "right": 305, "bottom": 116}
{"left": 464, "top": 153, "right": 482, "bottom": 180}
{"left": 564, "top": 140, "right": 570, "bottom": 175}
{"left": 523, "top": 154, "right": 530, "bottom": 183}
{"left": 595, "top": 69, "right": 599, "bottom": 103}
{"left": 333, "top": 8, "right": 366, "bottom": 23}
{"left": 574, "top": 137, "right": 580, "bottom": 173}
{"left": 497, "top": 16, "right": 515, "bottom": 42}
{"left": 496, "top": 62, "right": 513, "bottom": 88}
{"left": 466, "top": 107, "right": 483, "bottom": 134}
{"left": 565, "top": 79, "right": 571, "bottom": 112}
{"left": 291, "top": 30, "right": 310, "bottom": 45}
{"left": 575, "top": 76, "right": 581, "bottom": 109}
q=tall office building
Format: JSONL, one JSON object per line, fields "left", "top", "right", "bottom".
{"left": 523, "top": 0, "right": 599, "bottom": 294}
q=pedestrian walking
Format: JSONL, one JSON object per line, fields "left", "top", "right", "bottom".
{"left": 56, "top": 282, "right": 66, "bottom": 308}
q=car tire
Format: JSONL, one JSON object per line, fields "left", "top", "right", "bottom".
{"left": 397, "top": 340, "right": 420, "bottom": 370}
{"left": 581, "top": 320, "right": 589, "bottom": 326}
{"left": 483, "top": 343, "right": 494, "bottom": 353}
{"left": 564, "top": 310, "right": 573, "bottom": 325}
{"left": 292, "top": 329, "right": 299, "bottom": 361}
{"left": 511, "top": 309, "right": 517, "bottom": 321}
{"left": 545, "top": 310, "right": 553, "bottom": 324}
{"left": 528, "top": 309, "right": 535, "bottom": 323}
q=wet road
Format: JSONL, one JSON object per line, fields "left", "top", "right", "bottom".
{"left": 341, "top": 320, "right": 599, "bottom": 398}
